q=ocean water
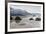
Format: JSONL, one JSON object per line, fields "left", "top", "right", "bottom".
{"left": 10, "top": 16, "right": 41, "bottom": 29}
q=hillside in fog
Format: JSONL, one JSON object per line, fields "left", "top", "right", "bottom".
{"left": 10, "top": 8, "right": 31, "bottom": 16}
{"left": 10, "top": 8, "right": 41, "bottom": 16}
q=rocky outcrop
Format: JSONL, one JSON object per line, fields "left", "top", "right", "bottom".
{"left": 35, "top": 18, "right": 41, "bottom": 21}
{"left": 29, "top": 18, "right": 34, "bottom": 20}
{"left": 15, "top": 16, "right": 22, "bottom": 20}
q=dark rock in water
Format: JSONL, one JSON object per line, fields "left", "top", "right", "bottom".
{"left": 35, "top": 18, "right": 41, "bottom": 21}
{"left": 15, "top": 16, "right": 22, "bottom": 24}
{"left": 29, "top": 18, "right": 34, "bottom": 20}
{"left": 15, "top": 16, "right": 22, "bottom": 20}
{"left": 10, "top": 16, "right": 12, "bottom": 20}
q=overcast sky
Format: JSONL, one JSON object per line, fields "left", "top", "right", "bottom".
{"left": 10, "top": 5, "right": 41, "bottom": 13}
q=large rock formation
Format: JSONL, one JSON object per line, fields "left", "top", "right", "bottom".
{"left": 15, "top": 16, "right": 22, "bottom": 23}
{"left": 29, "top": 18, "right": 34, "bottom": 20}
{"left": 35, "top": 18, "right": 41, "bottom": 21}
{"left": 10, "top": 16, "right": 12, "bottom": 20}
{"left": 15, "top": 16, "right": 22, "bottom": 20}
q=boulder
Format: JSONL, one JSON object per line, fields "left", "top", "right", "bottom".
{"left": 10, "top": 16, "right": 12, "bottom": 20}
{"left": 35, "top": 18, "right": 41, "bottom": 21}
{"left": 29, "top": 18, "right": 34, "bottom": 20}
{"left": 15, "top": 16, "right": 22, "bottom": 20}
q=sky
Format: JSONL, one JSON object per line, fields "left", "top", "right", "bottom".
{"left": 10, "top": 5, "right": 41, "bottom": 13}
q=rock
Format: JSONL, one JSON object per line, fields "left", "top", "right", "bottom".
{"left": 15, "top": 16, "right": 22, "bottom": 24}
{"left": 10, "top": 16, "right": 12, "bottom": 20}
{"left": 15, "top": 16, "right": 22, "bottom": 20}
{"left": 29, "top": 18, "right": 34, "bottom": 20}
{"left": 35, "top": 18, "right": 41, "bottom": 21}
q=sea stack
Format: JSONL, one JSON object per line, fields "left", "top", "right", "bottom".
{"left": 15, "top": 16, "right": 22, "bottom": 20}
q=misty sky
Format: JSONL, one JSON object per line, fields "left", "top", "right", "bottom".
{"left": 10, "top": 5, "right": 41, "bottom": 13}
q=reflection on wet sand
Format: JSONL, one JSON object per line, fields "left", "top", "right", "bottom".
{"left": 10, "top": 18, "right": 40, "bottom": 29}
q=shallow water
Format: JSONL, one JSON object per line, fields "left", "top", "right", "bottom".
{"left": 10, "top": 17, "right": 41, "bottom": 29}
